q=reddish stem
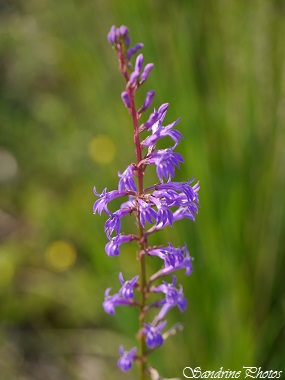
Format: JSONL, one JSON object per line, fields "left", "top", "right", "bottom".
{"left": 120, "top": 47, "right": 148, "bottom": 380}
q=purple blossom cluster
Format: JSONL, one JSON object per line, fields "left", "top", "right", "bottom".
{"left": 94, "top": 25, "right": 200, "bottom": 379}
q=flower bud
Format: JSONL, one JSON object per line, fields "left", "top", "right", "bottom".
{"left": 121, "top": 91, "right": 131, "bottom": 108}
{"left": 107, "top": 25, "right": 116, "bottom": 45}
{"left": 138, "top": 90, "right": 155, "bottom": 114}
{"left": 140, "top": 63, "right": 154, "bottom": 83}
{"left": 135, "top": 53, "right": 144, "bottom": 73}
{"left": 127, "top": 43, "right": 144, "bottom": 60}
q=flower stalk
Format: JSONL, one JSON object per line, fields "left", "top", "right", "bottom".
{"left": 94, "top": 25, "right": 200, "bottom": 380}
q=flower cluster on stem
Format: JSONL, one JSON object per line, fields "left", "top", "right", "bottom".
{"left": 94, "top": 25, "right": 200, "bottom": 380}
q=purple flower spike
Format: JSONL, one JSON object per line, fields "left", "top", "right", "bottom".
{"left": 121, "top": 91, "right": 131, "bottom": 108}
{"left": 118, "top": 164, "right": 137, "bottom": 192}
{"left": 118, "top": 346, "right": 137, "bottom": 372}
{"left": 138, "top": 90, "right": 155, "bottom": 114}
{"left": 105, "top": 234, "right": 134, "bottom": 256}
{"left": 96, "top": 25, "right": 201, "bottom": 376}
{"left": 119, "top": 272, "right": 139, "bottom": 299}
{"left": 143, "top": 321, "right": 167, "bottom": 349}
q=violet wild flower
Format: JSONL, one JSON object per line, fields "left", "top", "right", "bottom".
{"left": 118, "top": 345, "right": 137, "bottom": 372}
{"left": 93, "top": 25, "right": 200, "bottom": 379}
{"left": 143, "top": 321, "right": 167, "bottom": 349}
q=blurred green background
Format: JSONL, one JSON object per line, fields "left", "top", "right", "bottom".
{"left": 1, "top": 0, "right": 285, "bottom": 379}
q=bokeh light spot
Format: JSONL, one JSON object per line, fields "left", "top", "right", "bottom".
{"left": 88, "top": 135, "right": 116, "bottom": 165}
{"left": 45, "top": 240, "right": 76, "bottom": 271}
{"left": 0, "top": 257, "right": 14, "bottom": 286}
{"left": 0, "top": 148, "right": 18, "bottom": 182}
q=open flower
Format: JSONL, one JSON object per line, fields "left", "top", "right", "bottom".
{"left": 143, "top": 321, "right": 167, "bottom": 349}
{"left": 151, "top": 276, "right": 187, "bottom": 323}
{"left": 118, "top": 164, "right": 137, "bottom": 192}
{"left": 143, "top": 103, "right": 169, "bottom": 130}
{"left": 143, "top": 148, "right": 184, "bottom": 183}
{"left": 118, "top": 346, "right": 137, "bottom": 372}
{"left": 105, "top": 234, "right": 134, "bottom": 256}
{"left": 104, "top": 208, "right": 134, "bottom": 238}
{"left": 137, "top": 198, "right": 158, "bottom": 227}
{"left": 141, "top": 111, "right": 182, "bottom": 149}
{"left": 103, "top": 288, "right": 133, "bottom": 315}
{"left": 118, "top": 272, "right": 139, "bottom": 299}
{"left": 93, "top": 187, "right": 129, "bottom": 215}
{"left": 148, "top": 244, "right": 194, "bottom": 282}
